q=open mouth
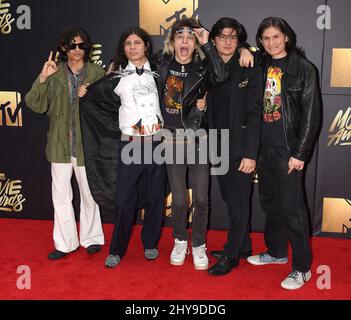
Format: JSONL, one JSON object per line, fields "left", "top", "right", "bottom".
{"left": 180, "top": 46, "right": 189, "bottom": 56}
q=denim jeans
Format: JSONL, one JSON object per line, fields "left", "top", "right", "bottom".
{"left": 165, "top": 134, "right": 209, "bottom": 247}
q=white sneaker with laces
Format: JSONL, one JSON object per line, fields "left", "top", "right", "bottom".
{"left": 170, "top": 239, "right": 189, "bottom": 266}
{"left": 247, "top": 252, "right": 288, "bottom": 265}
{"left": 281, "top": 270, "right": 311, "bottom": 290}
{"left": 192, "top": 244, "right": 208, "bottom": 270}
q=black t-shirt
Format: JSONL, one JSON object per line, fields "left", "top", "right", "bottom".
{"left": 262, "top": 56, "right": 288, "bottom": 147}
{"left": 162, "top": 59, "right": 192, "bottom": 129}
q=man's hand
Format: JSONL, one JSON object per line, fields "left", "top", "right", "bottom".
{"left": 196, "top": 92, "right": 207, "bottom": 111}
{"left": 288, "top": 157, "right": 305, "bottom": 174}
{"left": 106, "top": 61, "right": 115, "bottom": 75}
{"left": 194, "top": 27, "right": 209, "bottom": 45}
{"left": 78, "top": 83, "right": 90, "bottom": 98}
{"left": 238, "top": 48, "right": 254, "bottom": 68}
{"left": 39, "top": 51, "right": 58, "bottom": 83}
{"left": 238, "top": 158, "right": 256, "bottom": 174}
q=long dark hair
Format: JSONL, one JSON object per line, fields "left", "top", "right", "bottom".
{"left": 57, "top": 26, "right": 92, "bottom": 62}
{"left": 209, "top": 17, "right": 247, "bottom": 45}
{"left": 111, "top": 27, "right": 152, "bottom": 71}
{"left": 256, "top": 17, "right": 304, "bottom": 56}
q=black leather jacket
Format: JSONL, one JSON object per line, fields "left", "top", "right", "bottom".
{"left": 152, "top": 42, "right": 227, "bottom": 131}
{"left": 260, "top": 51, "right": 321, "bottom": 161}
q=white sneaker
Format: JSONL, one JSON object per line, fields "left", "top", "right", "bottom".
{"left": 247, "top": 252, "right": 288, "bottom": 265}
{"left": 170, "top": 239, "right": 189, "bottom": 266}
{"left": 192, "top": 244, "right": 209, "bottom": 270}
{"left": 281, "top": 270, "right": 311, "bottom": 290}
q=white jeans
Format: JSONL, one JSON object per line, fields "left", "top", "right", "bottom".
{"left": 51, "top": 157, "right": 104, "bottom": 252}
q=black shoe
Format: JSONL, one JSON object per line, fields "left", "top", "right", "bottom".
{"left": 86, "top": 244, "right": 102, "bottom": 254}
{"left": 208, "top": 256, "right": 240, "bottom": 276}
{"left": 210, "top": 250, "right": 224, "bottom": 258}
{"left": 210, "top": 249, "right": 252, "bottom": 259}
{"left": 48, "top": 250, "right": 67, "bottom": 260}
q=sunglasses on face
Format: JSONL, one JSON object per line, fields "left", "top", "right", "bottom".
{"left": 67, "top": 42, "right": 88, "bottom": 51}
{"left": 175, "top": 28, "right": 196, "bottom": 35}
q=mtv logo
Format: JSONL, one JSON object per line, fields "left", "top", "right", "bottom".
{"left": 0, "top": 91, "right": 22, "bottom": 126}
{"left": 322, "top": 197, "right": 351, "bottom": 233}
{"left": 139, "top": 0, "right": 199, "bottom": 36}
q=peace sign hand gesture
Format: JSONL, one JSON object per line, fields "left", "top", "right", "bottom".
{"left": 39, "top": 51, "right": 58, "bottom": 83}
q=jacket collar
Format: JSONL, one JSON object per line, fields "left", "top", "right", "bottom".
{"left": 158, "top": 54, "right": 204, "bottom": 97}
{"left": 180, "top": 56, "right": 205, "bottom": 99}
{"left": 56, "top": 61, "right": 96, "bottom": 88}
{"left": 125, "top": 59, "right": 151, "bottom": 71}
{"left": 262, "top": 50, "right": 299, "bottom": 76}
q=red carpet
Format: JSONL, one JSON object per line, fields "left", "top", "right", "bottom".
{"left": 0, "top": 218, "right": 350, "bottom": 300}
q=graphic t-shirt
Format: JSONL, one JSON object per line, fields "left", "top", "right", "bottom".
{"left": 262, "top": 56, "right": 288, "bottom": 146}
{"left": 115, "top": 60, "right": 163, "bottom": 136}
{"left": 162, "top": 59, "right": 192, "bottom": 129}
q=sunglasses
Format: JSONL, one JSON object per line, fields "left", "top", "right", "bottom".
{"left": 67, "top": 42, "right": 88, "bottom": 51}
{"left": 175, "top": 28, "right": 196, "bottom": 35}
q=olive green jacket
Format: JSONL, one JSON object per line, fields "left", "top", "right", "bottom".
{"left": 25, "top": 62, "right": 105, "bottom": 166}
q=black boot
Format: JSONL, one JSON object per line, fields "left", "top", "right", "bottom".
{"left": 48, "top": 247, "right": 79, "bottom": 260}
{"left": 48, "top": 249, "right": 67, "bottom": 260}
{"left": 86, "top": 244, "right": 102, "bottom": 254}
{"left": 210, "top": 249, "right": 252, "bottom": 259}
{"left": 208, "top": 255, "right": 239, "bottom": 276}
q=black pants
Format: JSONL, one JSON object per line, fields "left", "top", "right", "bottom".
{"left": 217, "top": 160, "right": 252, "bottom": 257}
{"left": 257, "top": 144, "right": 312, "bottom": 273}
{"left": 109, "top": 140, "right": 167, "bottom": 257}
{"left": 166, "top": 135, "right": 209, "bottom": 247}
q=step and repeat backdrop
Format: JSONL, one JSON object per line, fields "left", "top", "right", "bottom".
{"left": 0, "top": 0, "right": 350, "bottom": 238}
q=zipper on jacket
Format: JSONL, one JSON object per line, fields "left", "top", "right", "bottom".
{"left": 180, "top": 76, "right": 203, "bottom": 141}
{"left": 281, "top": 73, "right": 290, "bottom": 151}
{"left": 181, "top": 75, "right": 203, "bottom": 128}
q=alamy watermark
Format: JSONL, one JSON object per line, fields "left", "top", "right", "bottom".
{"left": 120, "top": 128, "right": 230, "bottom": 176}
{"left": 316, "top": 265, "right": 331, "bottom": 290}
{"left": 316, "top": 5, "right": 331, "bottom": 30}
{"left": 14, "top": 264, "right": 331, "bottom": 291}
{"left": 16, "top": 265, "right": 31, "bottom": 290}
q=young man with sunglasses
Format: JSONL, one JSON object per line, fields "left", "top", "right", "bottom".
{"left": 153, "top": 18, "right": 253, "bottom": 271}
{"left": 25, "top": 27, "right": 106, "bottom": 260}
